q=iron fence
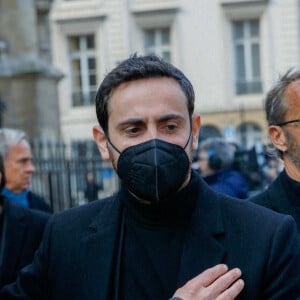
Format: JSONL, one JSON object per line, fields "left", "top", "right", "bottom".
{"left": 28, "top": 139, "right": 269, "bottom": 212}
{"left": 29, "top": 140, "right": 119, "bottom": 212}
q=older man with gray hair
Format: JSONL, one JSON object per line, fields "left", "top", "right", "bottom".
{"left": 0, "top": 128, "right": 51, "bottom": 213}
{"left": 249, "top": 69, "right": 300, "bottom": 232}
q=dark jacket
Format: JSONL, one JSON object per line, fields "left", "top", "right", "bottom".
{"left": 249, "top": 169, "right": 300, "bottom": 232}
{"left": 203, "top": 168, "right": 249, "bottom": 199}
{"left": 27, "top": 191, "right": 52, "bottom": 213}
{"left": 84, "top": 183, "right": 101, "bottom": 203}
{"left": 1, "top": 173, "right": 300, "bottom": 299}
{"left": 0, "top": 198, "right": 50, "bottom": 288}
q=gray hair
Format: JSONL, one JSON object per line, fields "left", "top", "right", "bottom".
{"left": 265, "top": 69, "right": 300, "bottom": 158}
{"left": 198, "top": 137, "right": 235, "bottom": 170}
{"left": 265, "top": 69, "right": 300, "bottom": 126}
{"left": 0, "top": 128, "right": 27, "bottom": 158}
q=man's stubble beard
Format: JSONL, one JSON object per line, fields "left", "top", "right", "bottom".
{"left": 285, "top": 129, "right": 300, "bottom": 169}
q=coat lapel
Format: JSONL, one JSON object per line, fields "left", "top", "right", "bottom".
{"left": 74, "top": 177, "right": 226, "bottom": 299}
{"left": 78, "top": 197, "right": 123, "bottom": 300}
{"left": 0, "top": 200, "right": 27, "bottom": 286}
{"left": 177, "top": 179, "right": 226, "bottom": 286}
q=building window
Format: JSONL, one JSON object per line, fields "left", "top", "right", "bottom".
{"left": 232, "top": 19, "right": 262, "bottom": 95}
{"left": 68, "top": 35, "right": 97, "bottom": 106}
{"left": 144, "top": 28, "right": 171, "bottom": 62}
{"left": 198, "top": 125, "right": 222, "bottom": 144}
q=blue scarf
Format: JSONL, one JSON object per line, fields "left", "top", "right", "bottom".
{"left": 1, "top": 188, "right": 29, "bottom": 208}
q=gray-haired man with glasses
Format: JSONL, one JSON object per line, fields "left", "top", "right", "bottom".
{"left": 250, "top": 69, "right": 300, "bottom": 231}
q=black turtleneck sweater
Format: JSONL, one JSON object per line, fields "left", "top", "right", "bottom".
{"left": 250, "top": 169, "right": 300, "bottom": 232}
{"left": 280, "top": 170, "right": 300, "bottom": 208}
{"left": 118, "top": 173, "right": 197, "bottom": 300}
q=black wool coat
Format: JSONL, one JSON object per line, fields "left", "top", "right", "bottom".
{"left": 1, "top": 173, "right": 300, "bottom": 299}
{"left": 0, "top": 199, "right": 50, "bottom": 288}
{"left": 27, "top": 192, "right": 52, "bottom": 213}
{"left": 250, "top": 170, "right": 300, "bottom": 233}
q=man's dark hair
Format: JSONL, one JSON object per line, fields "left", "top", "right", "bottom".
{"left": 95, "top": 54, "right": 195, "bottom": 134}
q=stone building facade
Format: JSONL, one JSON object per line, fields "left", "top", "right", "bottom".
{"left": 50, "top": 0, "right": 300, "bottom": 150}
{"left": 2, "top": 0, "right": 300, "bottom": 150}
{"left": 0, "top": 0, "right": 62, "bottom": 140}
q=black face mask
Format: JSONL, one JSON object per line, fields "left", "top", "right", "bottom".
{"left": 108, "top": 137, "right": 191, "bottom": 203}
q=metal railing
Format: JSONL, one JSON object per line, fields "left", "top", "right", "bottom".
{"left": 29, "top": 140, "right": 119, "bottom": 212}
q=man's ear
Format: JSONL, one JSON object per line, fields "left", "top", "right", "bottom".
{"left": 93, "top": 125, "right": 110, "bottom": 160}
{"left": 268, "top": 125, "right": 288, "bottom": 152}
{"left": 191, "top": 114, "right": 201, "bottom": 151}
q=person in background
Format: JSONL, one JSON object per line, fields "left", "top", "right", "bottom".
{"left": 0, "top": 128, "right": 52, "bottom": 213}
{"left": 261, "top": 155, "right": 283, "bottom": 190}
{"left": 197, "top": 137, "right": 249, "bottom": 199}
{"left": 250, "top": 69, "right": 300, "bottom": 231}
{"left": 1, "top": 55, "right": 300, "bottom": 299}
{"left": 0, "top": 153, "right": 50, "bottom": 288}
{"left": 84, "top": 172, "right": 102, "bottom": 202}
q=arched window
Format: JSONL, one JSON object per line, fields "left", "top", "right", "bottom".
{"left": 198, "top": 125, "right": 222, "bottom": 144}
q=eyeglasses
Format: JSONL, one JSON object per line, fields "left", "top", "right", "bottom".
{"left": 275, "top": 118, "right": 300, "bottom": 127}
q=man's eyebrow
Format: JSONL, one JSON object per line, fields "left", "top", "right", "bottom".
{"left": 117, "top": 118, "right": 145, "bottom": 128}
{"left": 116, "top": 114, "right": 185, "bottom": 128}
{"left": 158, "top": 114, "right": 185, "bottom": 122}
{"left": 17, "top": 156, "right": 32, "bottom": 161}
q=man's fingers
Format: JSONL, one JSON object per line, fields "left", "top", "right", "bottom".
{"left": 172, "top": 265, "right": 244, "bottom": 300}
{"left": 186, "top": 264, "right": 229, "bottom": 289}
{"left": 208, "top": 267, "right": 242, "bottom": 294}
{"left": 217, "top": 279, "right": 245, "bottom": 300}
{"left": 200, "top": 267, "right": 243, "bottom": 299}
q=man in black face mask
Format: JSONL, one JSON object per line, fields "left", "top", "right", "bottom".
{"left": 2, "top": 54, "right": 300, "bottom": 300}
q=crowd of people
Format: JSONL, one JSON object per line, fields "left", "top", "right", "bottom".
{"left": 0, "top": 54, "right": 300, "bottom": 299}
{"left": 195, "top": 137, "right": 249, "bottom": 199}
{"left": 192, "top": 137, "right": 283, "bottom": 198}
